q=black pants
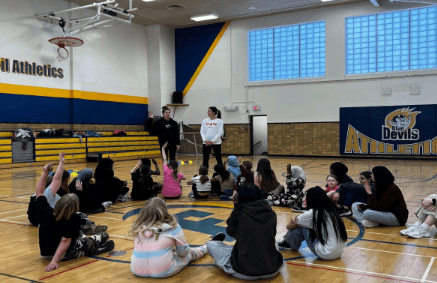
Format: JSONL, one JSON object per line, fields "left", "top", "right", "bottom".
{"left": 161, "top": 144, "right": 177, "bottom": 161}
{"left": 202, "top": 144, "right": 223, "bottom": 169}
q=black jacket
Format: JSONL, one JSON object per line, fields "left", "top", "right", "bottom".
{"left": 146, "top": 117, "right": 180, "bottom": 146}
{"left": 226, "top": 199, "right": 283, "bottom": 276}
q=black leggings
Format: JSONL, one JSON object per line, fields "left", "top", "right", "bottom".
{"left": 161, "top": 144, "right": 177, "bottom": 161}
{"left": 202, "top": 144, "right": 223, "bottom": 169}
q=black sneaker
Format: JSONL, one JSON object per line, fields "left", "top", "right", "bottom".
{"left": 211, "top": 232, "right": 226, "bottom": 242}
{"left": 91, "top": 240, "right": 115, "bottom": 255}
{"left": 291, "top": 203, "right": 306, "bottom": 212}
{"left": 277, "top": 238, "right": 292, "bottom": 250}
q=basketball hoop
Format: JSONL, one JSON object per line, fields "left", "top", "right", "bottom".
{"left": 49, "top": 37, "right": 84, "bottom": 61}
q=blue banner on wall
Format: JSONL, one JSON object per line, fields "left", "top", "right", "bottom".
{"left": 340, "top": 105, "right": 437, "bottom": 156}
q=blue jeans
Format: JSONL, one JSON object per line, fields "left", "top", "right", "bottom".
{"left": 284, "top": 226, "right": 319, "bottom": 257}
{"left": 207, "top": 241, "right": 283, "bottom": 280}
{"left": 352, "top": 202, "right": 400, "bottom": 226}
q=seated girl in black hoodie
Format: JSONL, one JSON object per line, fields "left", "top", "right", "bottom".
{"left": 206, "top": 183, "right": 283, "bottom": 280}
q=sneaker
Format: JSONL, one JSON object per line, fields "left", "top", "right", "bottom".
{"left": 339, "top": 208, "right": 352, "bottom": 217}
{"left": 101, "top": 201, "right": 113, "bottom": 209}
{"left": 117, "top": 194, "right": 131, "bottom": 202}
{"left": 188, "top": 191, "right": 194, "bottom": 198}
{"left": 400, "top": 225, "right": 418, "bottom": 236}
{"left": 291, "top": 203, "right": 306, "bottom": 212}
{"left": 362, "top": 220, "right": 379, "bottom": 228}
{"left": 211, "top": 232, "right": 226, "bottom": 242}
{"left": 277, "top": 238, "right": 292, "bottom": 250}
{"left": 220, "top": 195, "right": 232, "bottom": 201}
{"left": 407, "top": 227, "right": 431, "bottom": 239}
{"left": 91, "top": 240, "right": 115, "bottom": 255}
{"left": 83, "top": 224, "right": 108, "bottom": 235}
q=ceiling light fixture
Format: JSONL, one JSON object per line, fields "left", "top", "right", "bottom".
{"left": 321, "top": 0, "right": 335, "bottom": 2}
{"left": 190, "top": 13, "right": 219, "bottom": 21}
{"left": 141, "top": 0, "right": 155, "bottom": 2}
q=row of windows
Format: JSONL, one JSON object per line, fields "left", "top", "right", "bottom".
{"left": 248, "top": 6, "right": 437, "bottom": 81}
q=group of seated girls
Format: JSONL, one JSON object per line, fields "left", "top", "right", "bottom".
{"left": 28, "top": 152, "right": 166, "bottom": 272}
{"left": 321, "top": 162, "right": 435, "bottom": 239}
{"left": 129, "top": 183, "right": 348, "bottom": 279}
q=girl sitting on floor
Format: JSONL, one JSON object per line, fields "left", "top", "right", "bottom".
{"left": 235, "top": 157, "right": 254, "bottom": 189}
{"left": 226, "top": 156, "right": 241, "bottom": 184}
{"left": 400, "top": 194, "right": 437, "bottom": 239}
{"left": 130, "top": 160, "right": 159, "bottom": 201}
{"left": 278, "top": 186, "right": 347, "bottom": 260}
{"left": 351, "top": 166, "right": 408, "bottom": 228}
{"left": 129, "top": 197, "right": 207, "bottom": 278}
{"left": 207, "top": 183, "right": 284, "bottom": 280}
{"left": 325, "top": 174, "right": 339, "bottom": 199}
{"left": 161, "top": 142, "right": 185, "bottom": 199}
{"left": 189, "top": 166, "right": 212, "bottom": 199}
{"left": 268, "top": 164, "right": 304, "bottom": 210}
{"left": 211, "top": 164, "right": 235, "bottom": 200}
{"left": 254, "top": 158, "right": 284, "bottom": 198}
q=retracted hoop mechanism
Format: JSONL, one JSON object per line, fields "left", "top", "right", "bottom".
{"left": 48, "top": 37, "right": 84, "bottom": 61}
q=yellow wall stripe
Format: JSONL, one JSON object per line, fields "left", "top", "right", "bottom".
{"left": 182, "top": 21, "right": 231, "bottom": 98}
{"left": 0, "top": 83, "right": 148, "bottom": 105}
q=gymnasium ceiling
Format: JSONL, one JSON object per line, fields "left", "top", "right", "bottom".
{"left": 62, "top": 0, "right": 369, "bottom": 28}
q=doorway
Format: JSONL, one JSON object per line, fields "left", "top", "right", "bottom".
{"left": 251, "top": 115, "right": 267, "bottom": 156}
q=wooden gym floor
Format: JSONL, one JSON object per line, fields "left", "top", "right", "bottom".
{"left": 1, "top": 155, "right": 437, "bottom": 283}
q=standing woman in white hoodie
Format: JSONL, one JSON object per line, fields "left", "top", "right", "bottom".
{"left": 201, "top": 106, "right": 224, "bottom": 169}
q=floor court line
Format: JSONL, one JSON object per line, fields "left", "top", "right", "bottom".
{"left": 0, "top": 219, "right": 31, "bottom": 225}
{"left": 357, "top": 237, "right": 437, "bottom": 250}
{"left": 350, "top": 246, "right": 434, "bottom": 258}
{"left": 0, "top": 208, "right": 26, "bottom": 215}
{"left": 287, "top": 261, "right": 433, "bottom": 283}
{"left": 0, "top": 271, "right": 42, "bottom": 282}
{"left": 39, "top": 260, "right": 98, "bottom": 281}
{"left": 2, "top": 214, "right": 27, "bottom": 220}
{"left": 421, "top": 257, "right": 435, "bottom": 283}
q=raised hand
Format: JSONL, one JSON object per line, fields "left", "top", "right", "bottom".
{"left": 75, "top": 179, "right": 83, "bottom": 191}
{"left": 44, "top": 163, "right": 53, "bottom": 174}
{"left": 162, "top": 142, "right": 168, "bottom": 148}
{"left": 59, "top": 151, "right": 66, "bottom": 163}
{"left": 149, "top": 111, "right": 154, "bottom": 119}
{"left": 151, "top": 158, "right": 157, "bottom": 164}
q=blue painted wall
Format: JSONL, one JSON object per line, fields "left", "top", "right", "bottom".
{"left": 0, "top": 93, "right": 147, "bottom": 125}
{"left": 175, "top": 22, "right": 226, "bottom": 93}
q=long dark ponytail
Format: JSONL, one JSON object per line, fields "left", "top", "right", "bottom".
{"left": 199, "top": 166, "right": 209, "bottom": 184}
{"left": 137, "top": 165, "right": 151, "bottom": 191}
{"left": 305, "top": 186, "right": 348, "bottom": 245}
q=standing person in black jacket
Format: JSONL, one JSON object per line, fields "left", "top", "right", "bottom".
{"left": 146, "top": 106, "right": 180, "bottom": 161}
{"left": 206, "top": 183, "right": 284, "bottom": 280}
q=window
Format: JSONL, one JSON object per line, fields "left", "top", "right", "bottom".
{"left": 248, "top": 21, "right": 325, "bottom": 81}
{"left": 346, "top": 7, "right": 437, "bottom": 74}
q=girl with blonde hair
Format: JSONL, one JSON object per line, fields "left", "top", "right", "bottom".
{"left": 129, "top": 197, "right": 207, "bottom": 278}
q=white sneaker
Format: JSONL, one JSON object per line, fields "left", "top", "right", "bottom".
{"left": 407, "top": 227, "right": 431, "bottom": 239}
{"left": 102, "top": 201, "right": 113, "bottom": 209}
{"left": 400, "top": 225, "right": 418, "bottom": 236}
{"left": 362, "top": 220, "right": 379, "bottom": 228}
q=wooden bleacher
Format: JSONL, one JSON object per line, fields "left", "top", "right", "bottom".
{"left": 0, "top": 132, "right": 12, "bottom": 165}
{"left": 86, "top": 131, "right": 160, "bottom": 161}
{"left": 35, "top": 137, "right": 87, "bottom": 163}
